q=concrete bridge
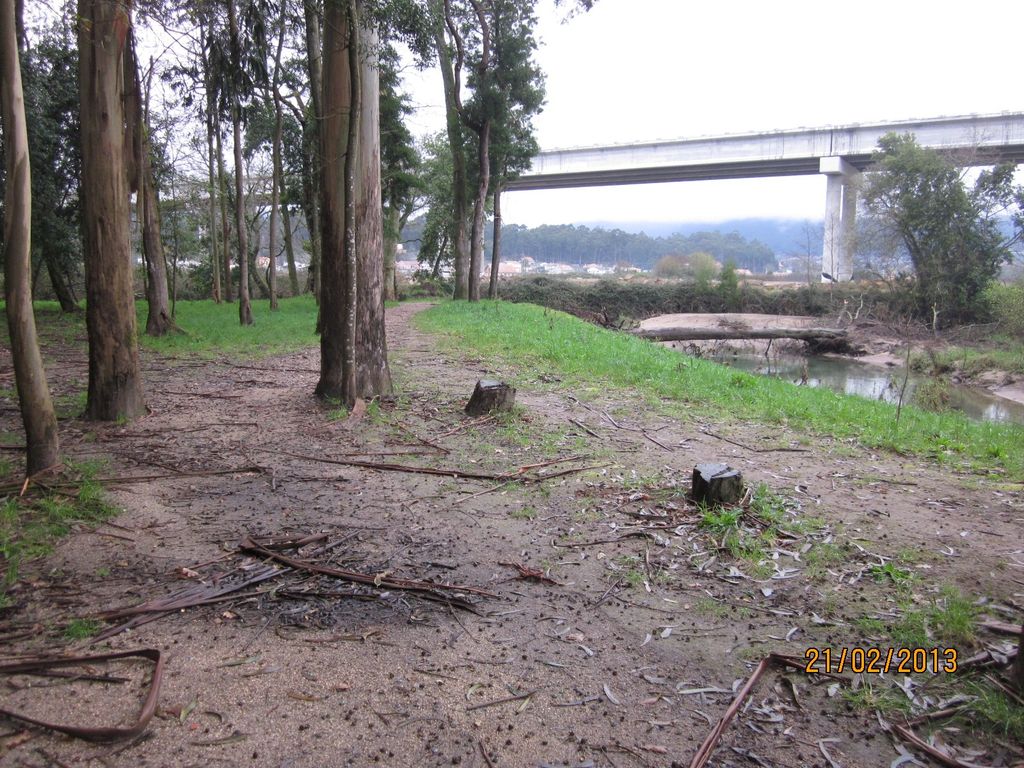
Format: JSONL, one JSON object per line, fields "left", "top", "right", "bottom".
{"left": 505, "top": 113, "right": 1024, "bottom": 281}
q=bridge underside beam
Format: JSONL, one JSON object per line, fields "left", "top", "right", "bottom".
{"left": 506, "top": 145, "right": 1024, "bottom": 192}
{"left": 505, "top": 157, "right": 870, "bottom": 191}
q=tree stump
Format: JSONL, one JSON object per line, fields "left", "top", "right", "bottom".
{"left": 691, "top": 463, "right": 744, "bottom": 506}
{"left": 465, "top": 380, "right": 516, "bottom": 417}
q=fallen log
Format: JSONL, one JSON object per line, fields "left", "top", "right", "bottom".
{"left": 632, "top": 326, "right": 847, "bottom": 342}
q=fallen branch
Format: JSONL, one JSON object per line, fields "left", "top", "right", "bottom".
{"left": 435, "top": 415, "right": 495, "bottom": 438}
{"left": 568, "top": 418, "right": 601, "bottom": 439}
{"left": 465, "top": 689, "right": 538, "bottom": 712}
{"left": 634, "top": 326, "right": 847, "bottom": 342}
{"left": 701, "top": 429, "right": 810, "bottom": 454}
{"left": 0, "top": 466, "right": 265, "bottom": 496}
{"left": 499, "top": 562, "right": 561, "bottom": 586}
{"left": 240, "top": 536, "right": 497, "bottom": 600}
{"left": 689, "top": 653, "right": 845, "bottom": 768}
{"left": 258, "top": 448, "right": 599, "bottom": 485}
{"left": 0, "top": 649, "right": 163, "bottom": 742}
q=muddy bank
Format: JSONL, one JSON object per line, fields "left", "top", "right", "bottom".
{"left": 642, "top": 312, "right": 1023, "bottom": 408}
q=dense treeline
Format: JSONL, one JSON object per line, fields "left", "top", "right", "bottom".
{"left": 402, "top": 218, "right": 779, "bottom": 272}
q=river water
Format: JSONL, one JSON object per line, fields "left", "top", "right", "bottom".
{"left": 708, "top": 352, "right": 1024, "bottom": 425}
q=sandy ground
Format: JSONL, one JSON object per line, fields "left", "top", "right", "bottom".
{"left": 1, "top": 303, "right": 1022, "bottom": 768}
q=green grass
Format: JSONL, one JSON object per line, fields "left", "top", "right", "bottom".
{"left": 416, "top": 301, "right": 1024, "bottom": 478}
{"left": 911, "top": 342, "right": 1024, "bottom": 378}
{"left": 888, "top": 587, "right": 978, "bottom": 649}
{"left": 1, "top": 297, "right": 322, "bottom": 360}
{"left": 63, "top": 617, "right": 102, "bottom": 639}
{"left": 509, "top": 505, "right": 537, "bottom": 520}
{"left": 140, "top": 296, "right": 321, "bottom": 358}
{"left": 842, "top": 679, "right": 913, "bottom": 715}
{"left": 0, "top": 460, "right": 118, "bottom": 606}
{"left": 869, "top": 562, "right": 913, "bottom": 584}
{"left": 965, "top": 681, "right": 1024, "bottom": 742}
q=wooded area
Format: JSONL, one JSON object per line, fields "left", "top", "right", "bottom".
{"left": 1, "top": 0, "right": 576, "bottom": 473}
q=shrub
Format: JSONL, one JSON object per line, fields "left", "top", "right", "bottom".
{"left": 984, "top": 281, "right": 1024, "bottom": 338}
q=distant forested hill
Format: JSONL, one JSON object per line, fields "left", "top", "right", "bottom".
{"left": 401, "top": 217, "right": 806, "bottom": 273}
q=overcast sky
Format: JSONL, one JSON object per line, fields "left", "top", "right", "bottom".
{"left": 400, "top": 0, "right": 1024, "bottom": 229}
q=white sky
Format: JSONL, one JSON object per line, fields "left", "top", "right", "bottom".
{"left": 400, "top": 0, "right": 1024, "bottom": 227}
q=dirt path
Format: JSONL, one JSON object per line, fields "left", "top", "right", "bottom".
{"left": 1, "top": 303, "right": 1022, "bottom": 768}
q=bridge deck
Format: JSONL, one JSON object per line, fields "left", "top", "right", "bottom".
{"left": 507, "top": 113, "right": 1024, "bottom": 191}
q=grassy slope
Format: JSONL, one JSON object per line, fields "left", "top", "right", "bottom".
{"left": 417, "top": 300, "right": 1024, "bottom": 479}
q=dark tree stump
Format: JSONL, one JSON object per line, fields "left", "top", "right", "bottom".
{"left": 465, "top": 380, "right": 516, "bottom": 417}
{"left": 691, "top": 463, "right": 744, "bottom": 506}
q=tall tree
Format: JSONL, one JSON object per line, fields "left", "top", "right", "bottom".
{"left": 77, "top": 0, "right": 146, "bottom": 421}
{"left": 431, "top": 0, "right": 470, "bottom": 299}
{"left": 131, "top": 42, "right": 173, "bottom": 336}
{"left": 315, "top": 0, "right": 358, "bottom": 402}
{"left": 23, "top": 12, "right": 81, "bottom": 312}
{"left": 263, "top": 0, "right": 288, "bottom": 311}
{"left": 485, "top": 0, "right": 543, "bottom": 298}
{"left": 199, "top": 18, "right": 222, "bottom": 302}
{"left": 354, "top": 14, "right": 392, "bottom": 396}
{"left": 862, "top": 133, "right": 1024, "bottom": 326}
{"left": 380, "top": 44, "right": 422, "bottom": 301}
{"left": 2, "top": 0, "right": 60, "bottom": 473}
{"left": 226, "top": 0, "right": 254, "bottom": 325}
{"left": 302, "top": 0, "right": 323, "bottom": 301}
{"left": 435, "top": 0, "right": 542, "bottom": 301}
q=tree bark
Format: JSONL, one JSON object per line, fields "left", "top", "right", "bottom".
{"left": 2, "top": 0, "right": 60, "bottom": 473}
{"left": 382, "top": 204, "right": 399, "bottom": 302}
{"left": 303, "top": 0, "right": 323, "bottom": 301}
{"left": 216, "top": 126, "right": 233, "bottom": 302}
{"left": 201, "top": 21, "right": 221, "bottom": 303}
{"left": 434, "top": 7, "right": 469, "bottom": 300}
{"left": 315, "top": 0, "right": 356, "bottom": 403}
{"left": 134, "top": 43, "right": 172, "bottom": 337}
{"left": 44, "top": 252, "right": 79, "bottom": 312}
{"left": 227, "top": 0, "right": 252, "bottom": 325}
{"left": 354, "top": 15, "right": 392, "bottom": 397}
{"left": 282, "top": 202, "right": 300, "bottom": 296}
{"left": 77, "top": 0, "right": 145, "bottom": 421}
{"left": 488, "top": 183, "right": 502, "bottom": 299}
{"left": 266, "top": 10, "right": 286, "bottom": 312}
{"left": 468, "top": 119, "right": 490, "bottom": 301}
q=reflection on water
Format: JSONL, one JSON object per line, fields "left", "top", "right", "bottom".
{"left": 709, "top": 352, "right": 1024, "bottom": 425}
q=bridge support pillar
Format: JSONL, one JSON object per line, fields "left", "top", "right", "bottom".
{"left": 820, "top": 157, "right": 859, "bottom": 282}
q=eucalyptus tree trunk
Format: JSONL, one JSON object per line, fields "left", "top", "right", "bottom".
{"left": 488, "top": 183, "right": 503, "bottom": 299}
{"left": 227, "top": 0, "right": 252, "bottom": 325}
{"left": 433, "top": 11, "right": 469, "bottom": 300}
{"left": 44, "top": 252, "right": 79, "bottom": 312}
{"left": 201, "top": 21, "right": 221, "bottom": 303}
{"left": 303, "top": 0, "right": 323, "bottom": 301}
{"left": 135, "top": 47, "right": 172, "bottom": 336}
{"left": 282, "top": 203, "right": 300, "bottom": 296}
{"left": 77, "top": 0, "right": 145, "bottom": 421}
{"left": 315, "top": 0, "right": 357, "bottom": 403}
{"left": 468, "top": 119, "right": 490, "bottom": 301}
{"left": 216, "top": 127, "right": 233, "bottom": 302}
{"left": 205, "top": 120, "right": 222, "bottom": 302}
{"left": 268, "top": 110, "right": 282, "bottom": 310}
{"left": 382, "top": 205, "right": 399, "bottom": 301}
{"left": 354, "top": 15, "right": 391, "bottom": 397}
{"left": 266, "top": 10, "right": 286, "bottom": 312}
{"left": 2, "top": 0, "right": 59, "bottom": 473}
